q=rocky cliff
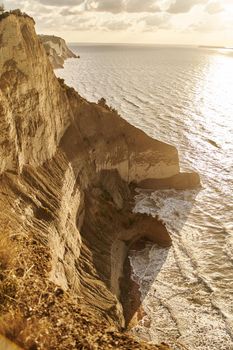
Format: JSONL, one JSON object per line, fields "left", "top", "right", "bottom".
{"left": 0, "top": 10, "right": 199, "bottom": 350}
{"left": 39, "top": 35, "right": 77, "bottom": 69}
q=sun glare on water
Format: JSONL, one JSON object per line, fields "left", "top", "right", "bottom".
{"left": 194, "top": 52, "right": 233, "bottom": 147}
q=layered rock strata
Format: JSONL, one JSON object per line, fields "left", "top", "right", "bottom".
{"left": 0, "top": 10, "right": 200, "bottom": 350}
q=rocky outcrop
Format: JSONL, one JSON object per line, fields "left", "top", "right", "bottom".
{"left": 0, "top": 11, "right": 200, "bottom": 350}
{"left": 39, "top": 35, "right": 77, "bottom": 69}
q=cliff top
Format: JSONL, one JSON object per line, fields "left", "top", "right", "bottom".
{"left": 0, "top": 9, "right": 34, "bottom": 23}
{"left": 39, "top": 34, "right": 67, "bottom": 44}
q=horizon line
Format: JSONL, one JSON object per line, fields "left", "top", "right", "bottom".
{"left": 67, "top": 42, "right": 232, "bottom": 49}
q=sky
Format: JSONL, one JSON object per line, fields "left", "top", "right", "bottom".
{"left": 3, "top": 0, "right": 233, "bottom": 46}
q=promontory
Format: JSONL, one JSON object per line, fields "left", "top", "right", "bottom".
{"left": 0, "top": 10, "right": 199, "bottom": 350}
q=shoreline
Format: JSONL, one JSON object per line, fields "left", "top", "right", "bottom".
{"left": 120, "top": 239, "right": 147, "bottom": 329}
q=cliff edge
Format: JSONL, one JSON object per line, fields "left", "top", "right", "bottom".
{"left": 0, "top": 10, "right": 199, "bottom": 350}
{"left": 39, "top": 35, "right": 77, "bottom": 69}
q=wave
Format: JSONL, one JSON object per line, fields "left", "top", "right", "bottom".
{"left": 131, "top": 189, "right": 233, "bottom": 349}
{"left": 123, "top": 97, "right": 140, "bottom": 109}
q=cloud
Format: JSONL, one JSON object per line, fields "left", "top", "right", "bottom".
{"left": 143, "top": 13, "right": 169, "bottom": 27}
{"left": 4, "top": 0, "right": 233, "bottom": 47}
{"left": 86, "top": 0, "right": 123, "bottom": 13}
{"left": 59, "top": 7, "right": 83, "bottom": 16}
{"left": 205, "top": 1, "right": 223, "bottom": 14}
{"left": 125, "top": 0, "right": 161, "bottom": 13}
{"left": 36, "top": 0, "right": 84, "bottom": 6}
{"left": 86, "top": 0, "right": 161, "bottom": 13}
{"left": 190, "top": 20, "right": 220, "bottom": 32}
{"left": 167, "top": 0, "right": 207, "bottom": 14}
{"left": 102, "top": 19, "right": 132, "bottom": 31}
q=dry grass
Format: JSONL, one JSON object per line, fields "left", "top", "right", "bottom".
{"left": 0, "top": 311, "right": 25, "bottom": 343}
{"left": 0, "top": 223, "right": 16, "bottom": 271}
{"left": 0, "top": 217, "right": 52, "bottom": 349}
{"left": 0, "top": 221, "right": 18, "bottom": 307}
{"left": 0, "top": 310, "right": 51, "bottom": 350}
{"left": 0, "top": 219, "right": 20, "bottom": 345}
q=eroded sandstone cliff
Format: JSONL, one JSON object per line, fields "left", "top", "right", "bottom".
{"left": 0, "top": 11, "right": 199, "bottom": 350}
{"left": 39, "top": 35, "right": 77, "bottom": 69}
{"left": 0, "top": 11, "right": 71, "bottom": 174}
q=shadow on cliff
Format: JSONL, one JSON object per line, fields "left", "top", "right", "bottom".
{"left": 120, "top": 187, "right": 201, "bottom": 329}
{"left": 79, "top": 172, "right": 200, "bottom": 329}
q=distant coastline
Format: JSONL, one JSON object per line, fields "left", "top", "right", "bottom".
{"left": 199, "top": 45, "right": 233, "bottom": 50}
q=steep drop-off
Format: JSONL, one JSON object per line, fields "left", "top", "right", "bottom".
{"left": 39, "top": 35, "right": 77, "bottom": 69}
{"left": 0, "top": 11, "right": 199, "bottom": 350}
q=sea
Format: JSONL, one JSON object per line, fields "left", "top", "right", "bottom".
{"left": 56, "top": 44, "right": 233, "bottom": 350}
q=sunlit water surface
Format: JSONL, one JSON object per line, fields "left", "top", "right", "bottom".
{"left": 56, "top": 45, "right": 233, "bottom": 350}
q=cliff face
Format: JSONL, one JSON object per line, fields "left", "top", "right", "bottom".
{"left": 39, "top": 35, "right": 77, "bottom": 69}
{"left": 0, "top": 12, "right": 199, "bottom": 350}
{"left": 0, "top": 14, "right": 71, "bottom": 174}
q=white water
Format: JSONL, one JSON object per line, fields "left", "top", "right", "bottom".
{"left": 131, "top": 188, "right": 233, "bottom": 349}
{"left": 56, "top": 45, "right": 233, "bottom": 350}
